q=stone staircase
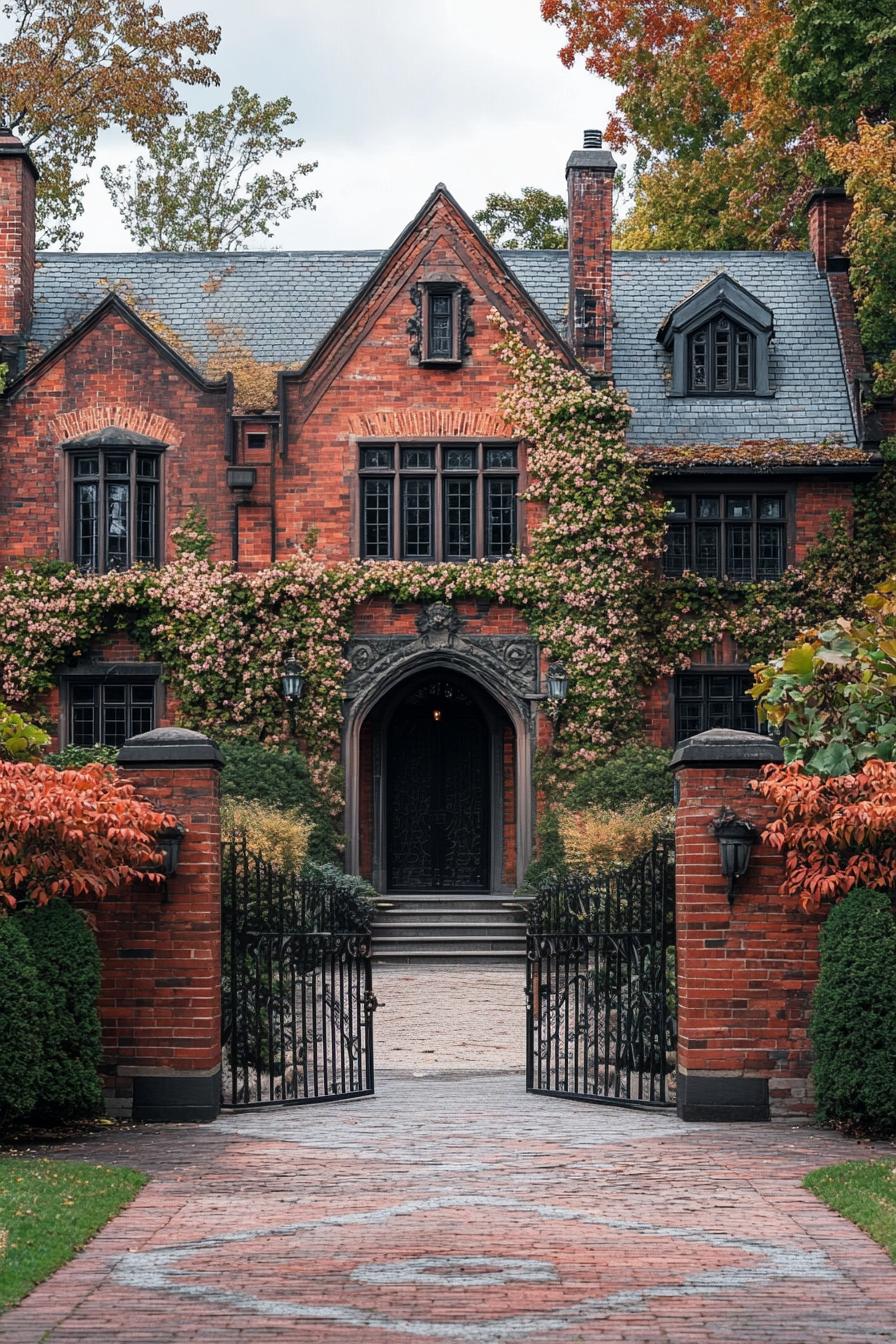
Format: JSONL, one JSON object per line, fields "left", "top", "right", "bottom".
{"left": 371, "top": 893, "right": 530, "bottom": 964}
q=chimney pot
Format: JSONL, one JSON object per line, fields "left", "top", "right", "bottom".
{"left": 583, "top": 129, "right": 603, "bottom": 149}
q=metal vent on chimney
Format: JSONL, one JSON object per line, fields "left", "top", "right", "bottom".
{"left": 583, "top": 129, "right": 603, "bottom": 149}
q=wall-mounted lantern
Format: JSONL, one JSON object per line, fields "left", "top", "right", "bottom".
{"left": 226, "top": 465, "right": 257, "bottom": 495}
{"left": 546, "top": 661, "right": 569, "bottom": 708}
{"left": 281, "top": 653, "right": 304, "bottom": 728}
{"left": 710, "top": 807, "right": 759, "bottom": 905}
{"left": 156, "top": 821, "right": 186, "bottom": 878}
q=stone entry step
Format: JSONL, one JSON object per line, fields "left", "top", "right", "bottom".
{"left": 372, "top": 893, "right": 530, "bottom": 964}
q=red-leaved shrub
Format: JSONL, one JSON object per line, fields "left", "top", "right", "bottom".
{"left": 753, "top": 758, "right": 896, "bottom": 909}
{"left": 0, "top": 762, "right": 176, "bottom": 908}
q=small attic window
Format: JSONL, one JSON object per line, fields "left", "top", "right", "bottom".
{"left": 658, "top": 273, "right": 773, "bottom": 398}
{"left": 409, "top": 281, "right": 473, "bottom": 368}
{"left": 688, "top": 317, "right": 755, "bottom": 395}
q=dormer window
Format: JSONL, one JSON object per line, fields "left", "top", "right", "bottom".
{"left": 409, "top": 280, "right": 473, "bottom": 367}
{"left": 688, "top": 317, "right": 755, "bottom": 394}
{"left": 658, "top": 273, "right": 773, "bottom": 398}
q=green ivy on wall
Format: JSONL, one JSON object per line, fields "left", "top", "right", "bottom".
{"left": 1, "top": 318, "right": 894, "bottom": 809}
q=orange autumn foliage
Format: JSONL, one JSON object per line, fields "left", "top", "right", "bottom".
{"left": 753, "top": 758, "right": 896, "bottom": 910}
{"left": 0, "top": 762, "right": 176, "bottom": 908}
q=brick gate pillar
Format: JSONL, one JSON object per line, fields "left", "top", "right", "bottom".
{"left": 671, "top": 728, "right": 823, "bottom": 1122}
{"left": 96, "top": 727, "right": 223, "bottom": 1123}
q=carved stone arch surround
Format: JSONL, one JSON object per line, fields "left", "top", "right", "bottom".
{"left": 343, "top": 603, "right": 542, "bottom": 890}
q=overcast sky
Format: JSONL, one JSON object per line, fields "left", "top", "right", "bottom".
{"left": 77, "top": 0, "right": 617, "bottom": 253}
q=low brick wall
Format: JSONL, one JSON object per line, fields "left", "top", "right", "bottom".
{"left": 673, "top": 729, "right": 825, "bottom": 1120}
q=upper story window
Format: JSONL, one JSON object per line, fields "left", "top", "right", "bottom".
{"left": 63, "top": 429, "right": 166, "bottom": 573}
{"left": 359, "top": 442, "right": 518, "bottom": 562}
{"left": 657, "top": 273, "right": 773, "bottom": 398}
{"left": 688, "top": 317, "right": 754, "bottom": 395}
{"left": 409, "top": 280, "right": 474, "bottom": 367}
{"left": 663, "top": 489, "right": 788, "bottom": 581}
{"left": 73, "top": 448, "right": 161, "bottom": 572}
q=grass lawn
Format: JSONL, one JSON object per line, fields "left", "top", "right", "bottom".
{"left": 0, "top": 1158, "right": 147, "bottom": 1311}
{"left": 805, "top": 1160, "right": 896, "bottom": 1261}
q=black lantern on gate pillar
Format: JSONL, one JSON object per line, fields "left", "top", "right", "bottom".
{"left": 711, "top": 807, "right": 759, "bottom": 905}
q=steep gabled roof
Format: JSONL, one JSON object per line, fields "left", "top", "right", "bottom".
{"left": 8, "top": 292, "right": 227, "bottom": 396}
{"left": 25, "top": 243, "right": 859, "bottom": 447}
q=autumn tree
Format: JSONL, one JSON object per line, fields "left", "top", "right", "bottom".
{"left": 780, "top": 0, "right": 896, "bottom": 140}
{"left": 540, "top": 0, "right": 832, "bottom": 249}
{"left": 473, "top": 187, "right": 568, "bottom": 249}
{"left": 101, "top": 85, "right": 319, "bottom": 251}
{"left": 0, "top": 0, "right": 221, "bottom": 249}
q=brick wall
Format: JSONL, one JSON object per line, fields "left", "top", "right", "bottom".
{"left": 673, "top": 731, "right": 823, "bottom": 1120}
{"left": 0, "top": 309, "right": 228, "bottom": 565}
{"left": 85, "top": 730, "right": 223, "bottom": 1122}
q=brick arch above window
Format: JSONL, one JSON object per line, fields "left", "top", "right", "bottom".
{"left": 47, "top": 407, "right": 184, "bottom": 450}
{"left": 657, "top": 273, "right": 774, "bottom": 398}
{"left": 348, "top": 410, "right": 510, "bottom": 440}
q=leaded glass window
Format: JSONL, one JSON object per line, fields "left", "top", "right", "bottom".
{"left": 70, "top": 681, "right": 156, "bottom": 748}
{"left": 675, "top": 671, "right": 757, "bottom": 742}
{"left": 687, "top": 318, "right": 755, "bottom": 394}
{"left": 359, "top": 443, "right": 518, "bottom": 561}
{"left": 71, "top": 448, "right": 161, "bottom": 572}
{"left": 428, "top": 293, "right": 453, "bottom": 360}
{"left": 663, "top": 490, "right": 788, "bottom": 581}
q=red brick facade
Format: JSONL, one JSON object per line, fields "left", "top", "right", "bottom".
{"left": 673, "top": 737, "right": 824, "bottom": 1119}
{"left": 0, "top": 128, "right": 883, "bottom": 894}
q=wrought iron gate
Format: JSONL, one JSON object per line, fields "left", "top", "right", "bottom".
{"left": 222, "top": 837, "right": 376, "bottom": 1108}
{"left": 526, "top": 834, "right": 675, "bottom": 1108}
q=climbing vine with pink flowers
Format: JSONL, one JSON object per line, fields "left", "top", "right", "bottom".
{"left": 1, "top": 316, "right": 894, "bottom": 807}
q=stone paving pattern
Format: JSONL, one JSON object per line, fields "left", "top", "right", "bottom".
{"left": 373, "top": 967, "right": 524, "bottom": 1074}
{"left": 3, "top": 1065, "right": 896, "bottom": 1342}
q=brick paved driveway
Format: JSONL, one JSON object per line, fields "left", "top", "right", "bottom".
{"left": 3, "top": 1070, "right": 896, "bottom": 1343}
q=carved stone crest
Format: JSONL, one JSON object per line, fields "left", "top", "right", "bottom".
{"left": 416, "top": 602, "right": 461, "bottom": 646}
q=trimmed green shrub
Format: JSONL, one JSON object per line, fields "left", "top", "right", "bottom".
{"left": 302, "top": 860, "right": 378, "bottom": 917}
{"left": 565, "top": 744, "right": 674, "bottom": 812}
{"left": 219, "top": 740, "right": 339, "bottom": 862}
{"left": 16, "top": 901, "right": 102, "bottom": 1124}
{"left": 812, "top": 887, "right": 896, "bottom": 1134}
{"left": 45, "top": 745, "right": 118, "bottom": 769}
{"left": 0, "top": 918, "right": 41, "bottom": 1128}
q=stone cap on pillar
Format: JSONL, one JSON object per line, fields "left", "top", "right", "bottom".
{"left": 116, "top": 726, "right": 223, "bottom": 770}
{"left": 670, "top": 727, "right": 783, "bottom": 770}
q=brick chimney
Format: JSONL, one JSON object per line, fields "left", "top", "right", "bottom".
{"left": 0, "top": 127, "right": 38, "bottom": 370}
{"left": 566, "top": 128, "right": 616, "bottom": 373}
{"left": 806, "top": 186, "right": 851, "bottom": 273}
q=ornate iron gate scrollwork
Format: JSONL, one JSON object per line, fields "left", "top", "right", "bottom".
{"left": 221, "top": 839, "right": 375, "bottom": 1108}
{"left": 525, "top": 834, "right": 676, "bottom": 1108}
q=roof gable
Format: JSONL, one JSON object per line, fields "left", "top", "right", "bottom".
{"left": 8, "top": 292, "right": 228, "bottom": 398}
{"left": 282, "top": 183, "right": 576, "bottom": 427}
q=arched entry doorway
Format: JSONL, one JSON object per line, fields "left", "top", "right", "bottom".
{"left": 386, "top": 676, "right": 491, "bottom": 891}
{"left": 355, "top": 667, "right": 520, "bottom": 894}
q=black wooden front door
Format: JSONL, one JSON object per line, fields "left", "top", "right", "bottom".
{"left": 386, "top": 682, "right": 489, "bottom": 891}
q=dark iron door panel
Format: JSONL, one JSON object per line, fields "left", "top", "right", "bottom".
{"left": 387, "top": 682, "right": 489, "bottom": 891}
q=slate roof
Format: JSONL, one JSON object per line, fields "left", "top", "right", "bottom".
{"left": 30, "top": 244, "right": 858, "bottom": 447}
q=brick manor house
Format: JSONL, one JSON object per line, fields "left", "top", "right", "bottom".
{"left": 0, "top": 128, "right": 886, "bottom": 893}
